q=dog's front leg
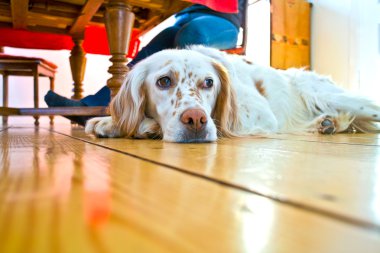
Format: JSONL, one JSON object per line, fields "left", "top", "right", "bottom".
{"left": 85, "top": 116, "right": 122, "bottom": 138}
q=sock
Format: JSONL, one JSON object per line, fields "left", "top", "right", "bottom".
{"left": 44, "top": 91, "right": 89, "bottom": 126}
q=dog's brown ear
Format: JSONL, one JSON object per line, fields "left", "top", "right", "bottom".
{"left": 110, "top": 66, "right": 147, "bottom": 138}
{"left": 212, "top": 62, "right": 240, "bottom": 137}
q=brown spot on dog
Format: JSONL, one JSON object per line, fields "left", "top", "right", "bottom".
{"left": 172, "top": 111, "right": 176, "bottom": 117}
{"left": 176, "top": 88, "right": 182, "bottom": 100}
{"left": 255, "top": 80, "right": 266, "bottom": 97}
{"left": 171, "top": 99, "right": 174, "bottom": 105}
{"left": 175, "top": 100, "right": 182, "bottom": 109}
{"left": 181, "top": 77, "right": 185, "bottom": 83}
{"left": 173, "top": 71, "right": 179, "bottom": 82}
{"left": 188, "top": 72, "right": 193, "bottom": 78}
{"left": 373, "top": 114, "right": 378, "bottom": 118}
{"left": 189, "top": 87, "right": 201, "bottom": 99}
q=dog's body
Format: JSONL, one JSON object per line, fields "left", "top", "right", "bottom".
{"left": 86, "top": 46, "right": 380, "bottom": 142}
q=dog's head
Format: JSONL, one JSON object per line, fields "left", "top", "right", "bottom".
{"left": 111, "top": 47, "right": 239, "bottom": 143}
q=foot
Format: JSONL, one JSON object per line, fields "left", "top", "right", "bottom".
{"left": 44, "top": 90, "right": 84, "bottom": 107}
{"left": 318, "top": 116, "right": 336, "bottom": 134}
{"left": 44, "top": 90, "right": 89, "bottom": 126}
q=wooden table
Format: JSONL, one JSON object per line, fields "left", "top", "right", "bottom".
{"left": 0, "top": 0, "right": 190, "bottom": 117}
{"left": 0, "top": 54, "right": 57, "bottom": 125}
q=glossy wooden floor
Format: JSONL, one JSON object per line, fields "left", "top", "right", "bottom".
{"left": 1, "top": 120, "right": 380, "bottom": 253}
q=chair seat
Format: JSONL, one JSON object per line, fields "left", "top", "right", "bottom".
{"left": 0, "top": 53, "right": 58, "bottom": 69}
{"left": 223, "top": 46, "right": 245, "bottom": 55}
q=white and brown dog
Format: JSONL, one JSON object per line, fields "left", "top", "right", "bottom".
{"left": 85, "top": 46, "right": 380, "bottom": 142}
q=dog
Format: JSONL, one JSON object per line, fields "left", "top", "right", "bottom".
{"left": 85, "top": 46, "right": 380, "bottom": 143}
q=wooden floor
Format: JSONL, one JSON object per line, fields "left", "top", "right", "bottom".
{"left": 1, "top": 120, "right": 380, "bottom": 253}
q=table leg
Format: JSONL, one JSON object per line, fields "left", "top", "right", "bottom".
{"left": 33, "top": 69, "right": 39, "bottom": 126}
{"left": 2, "top": 73, "right": 8, "bottom": 124}
{"left": 105, "top": 0, "right": 135, "bottom": 98}
{"left": 49, "top": 76, "right": 55, "bottom": 125}
{"left": 70, "top": 37, "right": 87, "bottom": 100}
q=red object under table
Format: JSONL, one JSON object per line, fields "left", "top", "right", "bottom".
{"left": 0, "top": 26, "right": 141, "bottom": 58}
{"left": 0, "top": 0, "right": 236, "bottom": 56}
{"left": 190, "top": 0, "right": 238, "bottom": 13}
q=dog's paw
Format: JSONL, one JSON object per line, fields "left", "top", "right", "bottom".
{"left": 318, "top": 116, "right": 336, "bottom": 134}
{"left": 85, "top": 116, "right": 120, "bottom": 138}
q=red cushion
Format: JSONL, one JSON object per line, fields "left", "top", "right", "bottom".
{"left": 0, "top": 53, "right": 58, "bottom": 69}
{"left": 189, "top": 0, "right": 238, "bottom": 13}
{"left": 0, "top": 27, "right": 141, "bottom": 58}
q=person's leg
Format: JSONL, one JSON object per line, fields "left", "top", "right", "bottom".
{"left": 127, "top": 25, "right": 181, "bottom": 67}
{"left": 80, "top": 86, "right": 111, "bottom": 106}
{"left": 174, "top": 15, "right": 239, "bottom": 49}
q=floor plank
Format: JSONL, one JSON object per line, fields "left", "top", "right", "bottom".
{"left": 1, "top": 127, "right": 380, "bottom": 253}
{"left": 52, "top": 125, "right": 380, "bottom": 230}
{"left": 267, "top": 133, "right": 380, "bottom": 145}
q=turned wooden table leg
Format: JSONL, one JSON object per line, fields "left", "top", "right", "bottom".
{"left": 70, "top": 37, "right": 87, "bottom": 100}
{"left": 105, "top": 0, "right": 135, "bottom": 98}
{"left": 2, "top": 72, "right": 8, "bottom": 125}
{"left": 49, "top": 76, "right": 55, "bottom": 125}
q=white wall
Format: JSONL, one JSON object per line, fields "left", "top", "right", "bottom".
{"left": 311, "top": 0, "right": 380, "bottom": 102}
{"left": 245, "top": 0, "right": 271, "bottom": 66}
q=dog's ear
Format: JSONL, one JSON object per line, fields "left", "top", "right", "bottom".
{"left": 211, "top": 61, "right": 240, "bottom": 137}
{"left": 110, "top": 65, "right": 147, "bottom": 138}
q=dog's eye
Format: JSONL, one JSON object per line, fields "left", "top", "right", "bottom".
{"left": 156, "top": 76, "right": 172, "bottom": 89}
{"left": 202, "top": 78, "right": 214, "bottom": 89}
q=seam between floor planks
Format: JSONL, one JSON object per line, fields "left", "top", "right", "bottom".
{"left": 38, "top": 125, "right": 380, "bottom": 233}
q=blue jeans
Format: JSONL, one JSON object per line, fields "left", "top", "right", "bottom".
{"left": 82, "top": 13, "right": 239, "bottom": 106}
{"left": 128, "top": 13, "right": 239, "bottom": 67}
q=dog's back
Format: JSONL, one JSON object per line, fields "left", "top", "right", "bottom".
{"left": 213, "top": 48, "right": 380, "bottom": 134}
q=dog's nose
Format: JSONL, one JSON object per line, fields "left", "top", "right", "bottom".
{"left": 180, "top": 109, "right": 207, "bottom": 131}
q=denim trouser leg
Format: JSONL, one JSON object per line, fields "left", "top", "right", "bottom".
{"left": 174, "top": 14, "right": 239, "bottom": 49}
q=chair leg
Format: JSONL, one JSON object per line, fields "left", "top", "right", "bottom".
{"left": 2, "top": 73, "right": 8, "bottom": 125}
{"left": 49, "top": 76, "right": 55, "bottom": 125}
{"left": 33, "top": 71, "right": 39, "bottom": 126}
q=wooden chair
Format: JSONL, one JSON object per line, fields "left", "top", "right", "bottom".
{"left": 0, "top": 54, "right": 57, "bottom": 125}
{"left": 223, "top": 0, "right": 249, "bottom": 55}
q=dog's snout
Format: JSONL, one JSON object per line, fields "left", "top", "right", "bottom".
{"left": 180, "top": 109, "right": 207, "bottom": 131}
